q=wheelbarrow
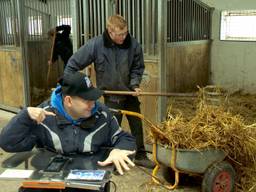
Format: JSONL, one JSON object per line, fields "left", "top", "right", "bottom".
{"left": 112, "top": 109, "right": 236, "bottom": 192}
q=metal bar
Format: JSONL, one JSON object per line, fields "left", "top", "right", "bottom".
{"left": 122, "top": 0, "right": 126, "bottom": 18}
{"left": 97, "top": 0, "right": 100, "bottom": 35}
{"left": 83, "top": 0, "right": 89, "bottom": 42}
{"left": 141, "top": 0, "right": 145, "bottom": 51}
{"left": 167, "top": 0, "right": 170, "bottom": 42}
{"left": 203, "top": 7, "right": 205, "bottom": 39}
{"left": 4, "top": 0, "right": 9, "bottom": 44}
{"left": 192, "top": 0, "right": 195, "bottom": 40}
{"left": 1, "top": 0, "right": 6, "bottom": 44}
{"left": 175, "top": 0, "right": 178, "bottom": 42}
{"left": 169, "top": 0, "right": 172, "bottom": 42}
{"left": 52, "top": 0, "right": 55, "bottom": 26}
{"left": 0, "top": 2, "right": 3, "bottom": 45}
{"left": 57, "top": 0, "right": 61, "bottom": 25}
{"left": 9, "top": 0, "right": 13, "bottom": 43}
{"left": 131, "top": 0, "right": 135, "bottom": 36}
{"left": 199, "top": 6, "right": 202, "bottom": 40}
{"left": 181, "top": 0, "right": 184, "bottom": 41}
{"left": 80, "top": 0, "right": 84, "bottom": 44}
{"left": 63, "top": 0, "right": 66, "bottom": 24}
{"left": 10, "top": 0, "right": 15, "bottom": 45}
{"left": 36, "top": 0, "right": 40, "bottom": 39}
{"left": 197, "top": 4, "right": 200, "bottom": 40}
{"left": 157, "top": 0, "right": 168, "bottom": 121}
{"left": 151, "top": 0, "right": 156, "bottom": 54}
{"left": 105, "top": 0, "right": 109, "bottom": 19}
{"left": 127, "top": 0, "right": 131, "bottom": 32}
{"left": 184, "top": 0, "right": 187, "bottom": 41}
{"left": 89, "top": 0, "right": 93, "bottom": 37}
{"left": 136, "top": 0, "right": 141, "bottom": 43}
{"left": 3, "top": 0, "right": 8, "bottom": 44}
{"left": 17, "top": 0, "right": 30, "bottom": 106}
{"left": 101, "top": 0, "right": 105, "bottom": 33}
{"left": 145, "top": 0, "right": 150, "bottom": 54}
{"left": 189, "top": 0, "right": 192, "bottom": 41}
{"left": 93, "top": 0, "right": 97, "bottom": 36}
{"left": 67, "top": 0, "right": 70, "bottom": 24}
{"left": 119, "top": 0, "right": 122, "bottom": 15}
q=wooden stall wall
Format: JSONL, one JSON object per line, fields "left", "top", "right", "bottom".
{"left": 27, "top": 40, "right": 64, "bottom": 106}
{"left": 0, "top": 48, "right": 25, "bottom": 108}
{"left": 167, "top": 41, "right": 210, "bottom": 92}
{"left": 140, "top": 59, "right": 159, "bottom": 125}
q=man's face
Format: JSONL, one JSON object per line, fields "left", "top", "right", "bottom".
{"left": 108, "top": 27, "right": 128, "bottom": 45}
{"left": 66, "top": 96, "right": 95, "bottom": 119}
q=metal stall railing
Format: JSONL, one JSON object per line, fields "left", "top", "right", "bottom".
{"left": 77, "top": 0, "right": 115, "bottom": 46}
{"left": 117, "top": 0, "right": 158, "bottom": 56}
{"left": 167, "top": 0, "right": 212, "bottom": 42}
{"left": 21, "top": 0, "right": 72, "bottom": 106}
{"left": 77, "top": 0, "right": 158, "bottom": 56}
{"left": 0, "top": 0, "right": 19, "bottom": 46}
{"left": 24, "top": 0, "right": 72, "bottom": 40}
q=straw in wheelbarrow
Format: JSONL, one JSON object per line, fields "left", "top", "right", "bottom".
{"left": 154, "top": 87, "right": 256, "bottom": 192}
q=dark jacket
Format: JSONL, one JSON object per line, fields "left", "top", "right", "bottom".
{"left": 0, "top": 87, "right": 136, "bottom": 154}
{"left": 64, "top": 30, "right": 145, "bottom": 93}
{"left": 52, "top": 25, "right": 73, "bottom": 66}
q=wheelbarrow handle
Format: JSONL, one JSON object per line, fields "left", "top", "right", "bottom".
{"left": 109, "top": 109, "right": 169, "bottom": 142}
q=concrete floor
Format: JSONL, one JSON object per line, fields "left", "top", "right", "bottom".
{"left": 0, "top": 109, "right": 200, "bottom": 192}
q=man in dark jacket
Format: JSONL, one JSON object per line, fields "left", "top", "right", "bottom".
{"left": 48, "top": 25, "right": 73, "bottom": 69}
{"left": 0, "top": 72, "right": 136, "bottom": 191}
{"left": 64, "top": 15, "right": 154, "bottom": 168}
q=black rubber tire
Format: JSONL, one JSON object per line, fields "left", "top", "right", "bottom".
{"left": 202, "top": 161, "right": 235, "bottom": 192}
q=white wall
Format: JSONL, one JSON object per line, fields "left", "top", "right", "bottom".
{"left": 201, "top": 0, "right": 256, "bottom": 93}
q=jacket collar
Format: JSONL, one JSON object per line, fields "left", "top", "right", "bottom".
{"left": 103, "top": 29, "right": 131, "bottom": 49}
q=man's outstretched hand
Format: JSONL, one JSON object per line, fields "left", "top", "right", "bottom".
{"left": 97, "top": 149, "right": 135, "bottom": 175}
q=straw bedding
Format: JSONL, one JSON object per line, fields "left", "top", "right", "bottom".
{"left": 153, "top": 87, "right": 256, "bottom": 191}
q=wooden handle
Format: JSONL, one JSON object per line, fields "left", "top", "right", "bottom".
{"left": 103, "top": 90, "right": 196, "bottom": 97}
{"left": 46, "top": 31, "right": 57, "bottom": 87}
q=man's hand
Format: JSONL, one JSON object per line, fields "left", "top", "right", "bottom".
{"left": 27, "top": 107, "right": 56, "bottom": 124}
{"left": 97, "top": 149, "right": 135, "bottom": 175}
{"left": 132, "top": 88, "right": 141, "bottom": 96}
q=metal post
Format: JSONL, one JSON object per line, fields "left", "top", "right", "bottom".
{"left": 71, "top": 0, "right": 80, "bottom": 50}
{"left": 17, "top": 0, "right": 30, "bottom": 106}
{"left": 83, "top": 0, "right": 90, "bottom": 43}
{"left": 157, "top": 0, "right": 167, "bottom": 121}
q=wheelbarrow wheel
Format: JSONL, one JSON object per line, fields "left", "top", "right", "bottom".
{"left": 202, "top": 161, "right": 235, "bottom": 192}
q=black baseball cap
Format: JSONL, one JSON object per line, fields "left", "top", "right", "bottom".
{"left": 60, "top": 72, "right": 103, "bottom": 100}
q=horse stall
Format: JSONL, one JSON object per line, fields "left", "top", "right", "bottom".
{"left": 0, "top": 0, "right": 71, "bottom": 111}
{"left": 115, "top": 0, "right": 213, "bottom": 121}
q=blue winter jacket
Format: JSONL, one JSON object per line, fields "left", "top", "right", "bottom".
{"left": 0, "top": 87, "right": 136, "bottom": 154}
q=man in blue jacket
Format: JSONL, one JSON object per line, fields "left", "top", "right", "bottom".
{"left": 64, "top": 15, "right": 154, "bottom": 168}
{"left": 0, "top": 72, "right": 136, "bottom": 191}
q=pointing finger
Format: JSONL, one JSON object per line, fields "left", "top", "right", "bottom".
{"left": 44, "top": 110, "right": 56, "bottom": 116}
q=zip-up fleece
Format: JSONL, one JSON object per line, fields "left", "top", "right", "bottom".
{"left": 0, "top": 99, "right": 136, "bottom": 155}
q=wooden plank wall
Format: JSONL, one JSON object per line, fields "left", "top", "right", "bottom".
{"left": 27, "top": 40, "right": 63, "bottom": 106}
{"left": 167, "top": 42, "right": 210, "bottom": 92}
{"left": 0, "top": 48, "right": 24, "bottom": 108}
{"left": 140, "top": 60, "right": 159, "bottom": 125}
